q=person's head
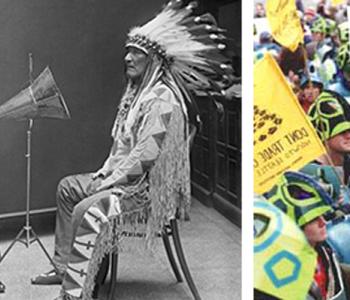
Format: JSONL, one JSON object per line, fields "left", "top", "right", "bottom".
{"left": 255, "top": 2, "right": 265, "bottom": 17}
{"left": 303, "top": 83, "right": 322, "bottom": 104}
{"left": 326, "top": 129, "right": 350, "bottom": 155}
{"left": 336, "top": 22, "right": 349, "bottom": 46}
{"left": 300, "top": 75, "right": 323, "bottom": 104}
{"left": 278, "top": 45, "right": 306, "bottom": 77}
{"left": 336, "top": 43, "right": 350, "bottom": 82}
{"left": 265, "top": 171, "right": 333, "bottom": 247}
{"left": 308, "top": 90, "right": 350, "bottom": 143}
{"left": 325, "top": 18, "right": 337, "bottom": 38}
{"left": 309, "top": 91, "right": 350, "bottom": 164}
{"left": 259, "top": 31, "right": 272, "bottom": 44}
{"left": 317, "top": 0, "right": 326, "bottom": 16}
{"left": 124, "top": 0, "right": 234, "bottom": 116}
{"left": 304, "top": 7, "right": 316, "bottom": 24}
{"left": 326, "top": 5, "right": 338, "bottom": 20}
{"left": 124, "top": 46, "right": 149, "bottom": 84}
{"left": 311, "top": 17, "right": 327, "bottom": 42}
{"left": 303, "top": 215, "right": 327, "bottom": 246}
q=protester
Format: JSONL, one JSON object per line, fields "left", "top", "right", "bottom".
{"left": 298, "top": 74, "right": 323, "bottom": 113}
{"left": 254, "top": 31, "right": 281, "bottom": 53}
{"left": 278, "top": 45, "right": 306, "bottom": 94}
{"left": 316, "top": 0, "right": 327, "bottom": 17}
{"left": 306, "top": 90, "right": 350, "bottom": 186}
{"left": 329, "top": 43, "right": 350, "bottom": 102}
{"left": 254, "top": 2, "right": 266, "bottom": 18}
{"left": 265, "top": 171, "right": 349, "bottom": 299}
{"left": 254, "top": 194, "right": 319, "bottom": 300}
{"left": 254, "top": 31, "right": 281, "bottom": 62}
{"left": 336, "top": 22, "right": 350, "bottom": 47}
{"left": 304, "top": 7, "right": 317, "bottom": 25}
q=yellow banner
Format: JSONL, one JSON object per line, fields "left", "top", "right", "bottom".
{"left": 254, "top": 54, "right": 326, "bottom": 194}
{"left": 266, "top": 0, "right": 304, "bottom": 52}
{"left": 331, "top": 0, "right": 345, "bottom": 5}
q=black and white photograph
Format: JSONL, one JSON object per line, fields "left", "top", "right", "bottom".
{"left": 0, "top": 1, "right": 241, "bottom": 299}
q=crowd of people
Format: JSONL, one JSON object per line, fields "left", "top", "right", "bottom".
{"left": 254, "top": 1, "right": 350, "bottom": 299}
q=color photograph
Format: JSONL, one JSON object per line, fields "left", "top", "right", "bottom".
{"left": 254, "top": 0, "right": 350, "bottom": 299}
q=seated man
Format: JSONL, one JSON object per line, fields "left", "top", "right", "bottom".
{"left": 31, "top": 1, "right": 234, "bottom": 299}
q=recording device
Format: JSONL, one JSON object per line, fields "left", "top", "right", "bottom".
{"left": 0, "top": 66, "right": 70, "bottom": 120}
{"left": 0, "top": 57, "right": 70, "bottom": 272}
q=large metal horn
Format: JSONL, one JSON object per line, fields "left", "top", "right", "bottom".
{"left": 0, "top": 67, "right": 70, "bottom": 120}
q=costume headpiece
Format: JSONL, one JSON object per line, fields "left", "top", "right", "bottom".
{"left": 338, "top": 22, "right": 350, "bottom": 45}
{"left": 300, "top": 73, "right": 323, "bottom": 90}
{"left": 264, "top": 171, "right": 332, "bottom": 227}
{"left": 311, "top": 16, "right": 327, "bottom": 34}
{"left": 254, "top": 197, "right": 317, "bottom": 300}
{"left": 308, "top": 90, "right": 350, "bottom": 141}
{"left": 336, "top": 43, "right": 350, "bottom": 71}
{"left": 125, "top": 0, "right": 234, "bottom": 96}
{"left": 325, "top": 18, "right": 337, "bottom": 36}
{"left": 300, "top": 163, "right": 341, "bottom": 203}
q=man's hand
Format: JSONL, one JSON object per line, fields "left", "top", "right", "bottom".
{"left": 87, "top": 177, "right": 103, "bottom": 196}
{"left": 224, "top": 83, "right": 241, "bottom": 99}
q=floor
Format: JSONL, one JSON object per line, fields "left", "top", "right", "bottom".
{"left": 0, "top": 199, "right": 241, "bottom": 300}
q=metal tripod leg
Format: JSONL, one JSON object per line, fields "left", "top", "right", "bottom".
{"left": 0, "top": 61, "right": 59, "bottom": 274}
{"left": 0, "top": 227, "right": 27, "bottom": 264}
{"left": 28, "top": 226, "right": 58, "bottom": 271}
{"left": 0, "top": 225, "right": 58, "bottom": 272}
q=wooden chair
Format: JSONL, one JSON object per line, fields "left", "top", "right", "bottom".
{"left": 93, "top": 125, "right": 201, "bottom": 300}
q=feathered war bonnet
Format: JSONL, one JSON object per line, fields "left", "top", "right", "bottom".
{"left": 125, "top": 0, "right": 234, "bottom": 106}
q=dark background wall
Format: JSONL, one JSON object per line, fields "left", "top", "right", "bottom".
{"left": 0, "top": 0, "right": 240, "bottom": 216}
{"left": 0, "top": 0, "right": 164, "bottom": 215}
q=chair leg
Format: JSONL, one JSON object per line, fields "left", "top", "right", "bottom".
{"left": 162, "top": 228, "right": 183, "bottom": 282}
{"left": 92, "top": 254, "right": 110, "bottom": 299}
{"left": 108, "top": 253, "right": 118, "bottom": 300}
{"left": 171, "top": 219, "right": 202, "bottom": 300}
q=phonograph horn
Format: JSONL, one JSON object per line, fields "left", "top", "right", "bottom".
{"left": 0, "top": 66, "right": 71, "bottom": 120}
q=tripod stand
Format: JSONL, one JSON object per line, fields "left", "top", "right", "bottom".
{"left": 0, "top": 54, "right": 59, "bottom": 271}
{"left": 0, "top": 119, "right": 58, "bottom": 271}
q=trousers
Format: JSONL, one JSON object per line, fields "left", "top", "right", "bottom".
{"left": 53, "top": 173, "right": 118, "bottom": 299}
{"left": 53, "top": 173, "right": 150, "bottom": 300}
{"left": 53, "top": 173, "right": 96, "bottom": 273}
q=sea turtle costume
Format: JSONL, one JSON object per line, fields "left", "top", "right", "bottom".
{"left": 308, "top": 90, "right": 350, "bottom": 142}
{"left": 264, "top": 172, "right": 348, "bottom": 300}
{"left": 329, "top": 43, "right": 350, "bottom": 102}
{"left": 264, "top": 171, "right": 333, "bottom": 226}
{"left": 254, "top": 195, "right": 317, "bottom": 300}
